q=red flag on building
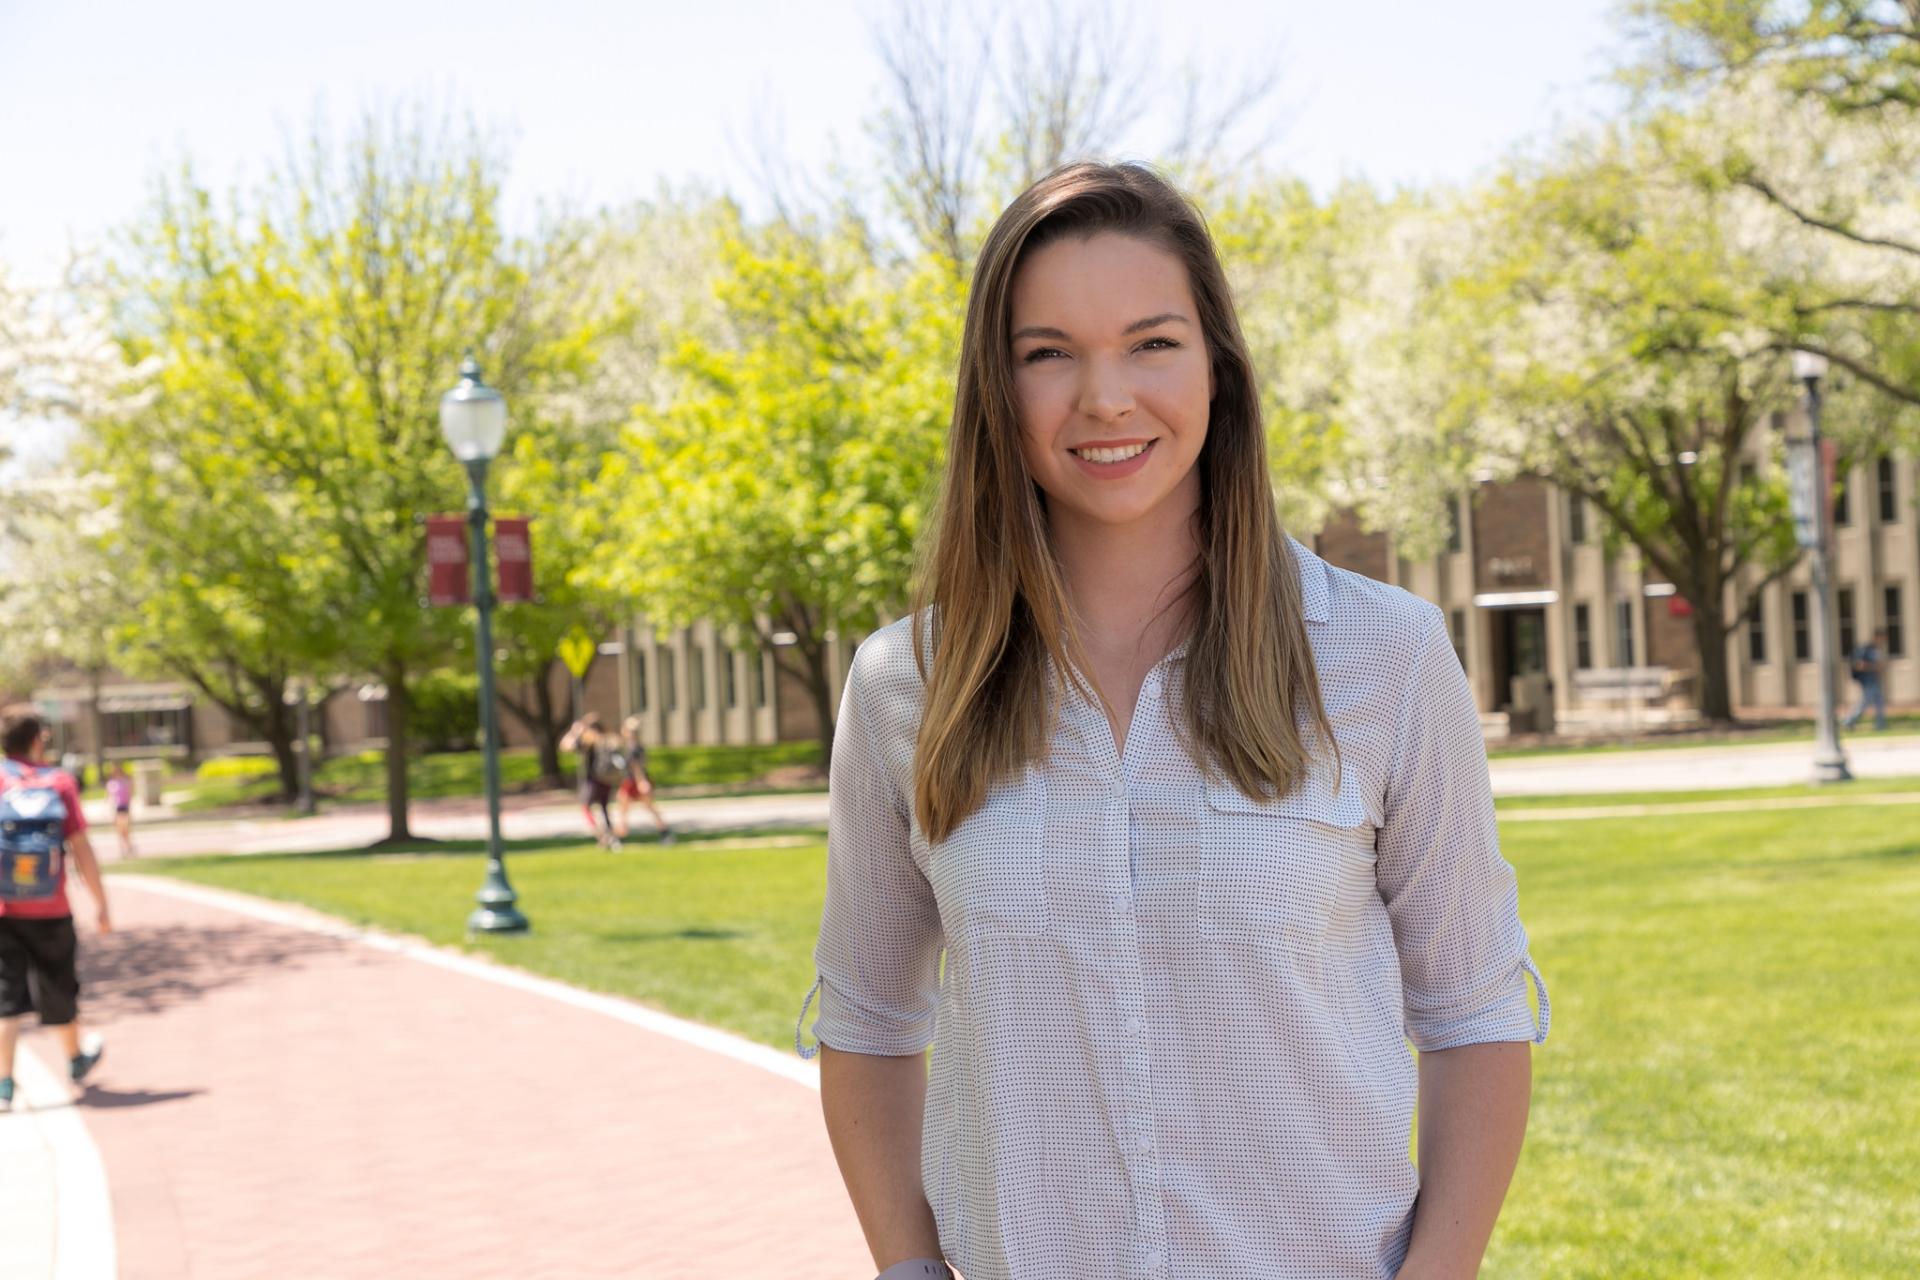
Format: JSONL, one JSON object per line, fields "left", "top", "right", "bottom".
{"left": 426, "top": 515, "right": 470, "bottom": 606}
{"left": 495, "top": 517, "right": 534, "bottom": 604}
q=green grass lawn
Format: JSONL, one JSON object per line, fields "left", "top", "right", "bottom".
{"left": 121, "top": 802, "right": 1919, "bottom": 1276}
{"left": 172, "top": 741, "right": 825, "bottom": 812}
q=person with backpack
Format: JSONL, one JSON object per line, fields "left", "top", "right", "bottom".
{"left": 1, "top": 707, "right": 109, "bottom": 1112}
{"left": 614, "top": 715, "right": 673, "bottom": 845}
{"left": 1843, "top": 627, "right": 1890, "bottom": 732}
{"left": 559, "top": 713, "right": 626, "bottom": 850}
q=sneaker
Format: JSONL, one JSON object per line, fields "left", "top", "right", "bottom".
{"left": 607, "top": 836, "right": 623, "bottom": 852}
{"left": 659, "top": 827, "right": 675, "bottom": 845}
{"left": 69, "top": 1033, "right": 104, "bottom": 1084}
{"left": 0, "top": 1077, "right": 13, "bottom": 1112}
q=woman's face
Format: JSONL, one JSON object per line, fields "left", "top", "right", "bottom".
{"left": 1008, "top": 232, "right": 1213, "bottom": 536}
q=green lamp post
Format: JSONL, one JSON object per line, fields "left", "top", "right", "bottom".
{"left": 441, "top": 355, "right": 530, "bottom": 933}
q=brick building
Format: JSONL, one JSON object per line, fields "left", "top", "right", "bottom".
{"left": 1311, "top": 446, "right": 1916, "bottom": 731}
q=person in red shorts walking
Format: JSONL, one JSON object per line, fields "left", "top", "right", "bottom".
{"left": 0, "top": 707, "right": 110, "bottom": 1111}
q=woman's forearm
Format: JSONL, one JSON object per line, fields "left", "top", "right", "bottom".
{"left": 819, "top": 1043, "right": 943, "bottom": 1269}
{"left": 1400, "top": 1040, "right": 1532, "bottom": 1278}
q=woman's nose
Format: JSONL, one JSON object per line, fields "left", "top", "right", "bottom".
{"left": 1075, "top": 357, "right": 1135, "bottom": 423}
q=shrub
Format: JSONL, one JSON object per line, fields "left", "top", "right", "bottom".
{"left": 194, "top": 756, "right": 279, "bottom": 782}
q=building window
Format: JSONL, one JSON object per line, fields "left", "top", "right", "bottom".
{"left": 632, "top": 650, "right": 648, "bottom": 713}
{"left": 1448, "top": 608, "right": 1467, "bottom": 670}
{"left": 101, "top": 706, "right": 193, "bottom": 752}
{"left": 659, "top": 647, "right": 677, "bottom": 713}
{"left": 1791, "top": 591, "right": 1811, "bottom": 662}
{"left": 1739, "top": 461, "right": 1757, "bottom": 490}
{"left": 1838, "top": 586, "right": 1857, "bottom": 658}
{"left": 752, "top": 648, "right": 769, "bottom": 708}
{"left": 1615, "top": 599, "right": 1635, "bottom": 667}
{"left": 1568, "top": 493, "right": 1587, "bottom": 545}
{"left": 1746, "top": 593, "right": 1767, "bottom": 664}
{"left": 1887, "top": 585, "right": 1907, "bottom": 658}
{"left": 722, "top": 644, "right": 739, "bottom": 709}
{"left": 1879, "top": 456, "right": 1898, "bottom": 523}
{"left": 1445, "top": 499, "right": 1462, "bottom": 553}
{"left": 364, "top": 694, "right": 389, "bottom": 742}
{"left": 1834, "top": 468, "right": 1851, "bottom": 526}
{"left": 1574, "top": 603, "right": 1593, "bottom": 669}
{"left": 691, "top": 645, "right": 707, "bottom": 712}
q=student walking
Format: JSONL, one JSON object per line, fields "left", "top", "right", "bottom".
{"left": 614, "top": 716, "right": 673, "bottom": 844}
{"left": 1, "top": 707, "right": 110, "bottom": 1112}
{"left": 1843, "top": 627, "right": 1890, "bottom": 732}
{"left": 106, "top": 761, "right": 136, "bottom": 859}
{"left": 796, "top": 164, "right": 1549, "bottom": 1280}
{"left": 559, "top": 714, "right": 625, "bottom": 850}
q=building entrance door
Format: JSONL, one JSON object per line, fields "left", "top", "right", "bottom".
{"left": 1490, "top": 607, "right": 1548, "bottom": 710}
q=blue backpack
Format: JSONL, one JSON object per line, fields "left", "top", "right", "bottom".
{"left": 0, "top": 760, "right": 68, "bottom": 902}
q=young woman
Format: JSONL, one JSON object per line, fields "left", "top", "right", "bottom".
{"left": 614, "top": 715, "right": 673, "bottom": 844}
{"left": 796, "top": 163, "right": 1550, "bottom": 1280}
{"left": 105, "top": 763, "right": 134, "bottom": 859}
{"left": 558, "top": 714, "right": 622, "bottom": 850}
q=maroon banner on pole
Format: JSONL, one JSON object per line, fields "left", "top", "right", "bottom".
{"left": 495, "top": 516, "right": 534, "bottom": 604}
{"left": 426, "top": 515, "right": 471, "bottom": 606}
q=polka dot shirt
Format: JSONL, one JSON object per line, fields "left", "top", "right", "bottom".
{"left": 797, "top": 537, "right": 1550, "bottom": 1279}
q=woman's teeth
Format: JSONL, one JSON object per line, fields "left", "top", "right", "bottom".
{"left": 1072, "top": 442, "right": 1150, "bottom": 464}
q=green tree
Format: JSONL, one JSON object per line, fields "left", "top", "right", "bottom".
{"left": 1625, "top": 1, "right": 1920, "bottom": 421}
{"left": 100, "top": 106, "right": 616, "bottom": 837}
{"left": 1373, "top": 129, "right": 1849, "bottom": 721}
{"left": 595, "top": 218, "right": 960, "bottom": 755}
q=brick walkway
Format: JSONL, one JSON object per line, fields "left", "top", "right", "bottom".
{"left": 30, "top": 878, "right": 871, "bottom": 1279}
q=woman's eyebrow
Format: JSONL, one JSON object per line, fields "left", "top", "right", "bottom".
{"left": 1121, "top": 312, "right": 1191, "bottom": 335}
{"left": 1011, "top": 313, "right": 1192, "bottom": 342}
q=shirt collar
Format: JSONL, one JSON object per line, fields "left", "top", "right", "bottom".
{"left": 1288, "top": 534, "right": 1331, "bottom": 624}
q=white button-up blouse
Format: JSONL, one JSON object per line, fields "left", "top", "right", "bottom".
{"left": 797, "top": 537, "right": 1550, "bottom": 1280}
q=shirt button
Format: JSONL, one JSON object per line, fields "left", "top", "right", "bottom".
{"left": 1125, "top": 1016, "right": 1144, "bottom": 1034}
{"left": 1145, "top": 1249, "right": 1164, "bottom": 1270}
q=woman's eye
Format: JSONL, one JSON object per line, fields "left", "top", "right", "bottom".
{"left": 1021, "top": 347, "right": 1066, "bottom": 363}
{"left": 1138, "top": 337, "right": 1180, "bottom": 352}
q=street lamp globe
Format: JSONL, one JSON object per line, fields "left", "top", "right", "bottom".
{"left": 1790, "top": 350, "right": 1830, "bottom": 385}
{"left": 439, "top": 355, "right": 508, "bottom": 463}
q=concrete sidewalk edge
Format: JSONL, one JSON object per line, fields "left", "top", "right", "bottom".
{"left": 10, "top": 1043, "right": 118, "bottom": 1280}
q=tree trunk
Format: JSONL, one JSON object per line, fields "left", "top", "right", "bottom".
{"left": 533, "top": 667, "right": 563, "bottom": 785}
{"left": 383, "top": 659, "right": 413, "bottom": 842}
{"left": 265, "top": 704, "right": 302, "bottom": 803}
{"left": 496, "top": 664, "right": 566, "bottom": 787}
{"left": 314, "top": 685, "right": 342, "bottom": 762}
{"left": 238, "top": 669, "right": 301, "bottom": 803}
{"left": 1691, "top": 597, "right": 1736, "bottom": 723}
{"left": 800, "top": 641, "right": 837, "bottom": 763}
{"left": 86, "top": 665, "right": 106, "bottom": 785}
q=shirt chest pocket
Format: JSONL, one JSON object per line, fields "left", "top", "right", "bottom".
{"left": 922, "top": 768, "right": 1052, "bottom": 938}
{"left": 1198, "top": 779, "right": 1377, "bottom": 945}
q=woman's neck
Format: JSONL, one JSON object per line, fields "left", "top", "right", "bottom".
{"left": 1048, "top": 487, "right": 1201, "bottom": 666}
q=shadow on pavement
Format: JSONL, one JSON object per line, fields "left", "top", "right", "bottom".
{"left": 81, "top": 1084, "right": 205, "bottom": 1110}
{"left": 78, "top": 923, "right": 353, "bottom": 1021}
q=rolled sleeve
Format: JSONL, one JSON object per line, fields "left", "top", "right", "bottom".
{"left": 795, "top": 645, "right": 943, "bottom": 1060}
{"left": 1376, "top": 607, "right": 1550, "bottom": 1052}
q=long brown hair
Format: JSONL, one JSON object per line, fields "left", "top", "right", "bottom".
{"left": 911, "top": 161, "right": 1336, "bottom": 842}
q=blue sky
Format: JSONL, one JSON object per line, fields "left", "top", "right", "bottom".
{"left": 0, "top": 0, "right": 1628, "bottom": 286}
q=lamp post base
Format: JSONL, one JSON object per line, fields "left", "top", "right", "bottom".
{"left": 1811, "top": 754, "right": 1853, "bottom": 784}
{"left": 467, "top": 865, "right": 530, "bottom": 934}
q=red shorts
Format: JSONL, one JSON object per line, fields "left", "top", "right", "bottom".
{"left": 619, "top": 778, "right": 642, "bottom": 800}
